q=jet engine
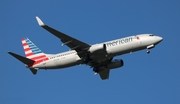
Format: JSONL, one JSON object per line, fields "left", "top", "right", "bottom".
{"left": 88, "top": 44, "right": 106, "bottom": 54}
{"left": 107, "top": 59, "right": 124, "bottom": 69}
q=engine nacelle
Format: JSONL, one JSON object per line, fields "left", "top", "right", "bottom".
{"left": 88, "top": 44, "right": 106, "bottom": 54}
{"left": 107, "top": 59, "right": 124, "bottom": 69}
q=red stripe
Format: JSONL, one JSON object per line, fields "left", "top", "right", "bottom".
{"left": 34, "top": 60, "right": 43, "bottom": 65}
{"left": 34, "top": 58, "right": 49, "bottom": 65}
{"left": 24, "top": 48, "right": 31, "bottom": 51}
{"left": 26, "top": 53, "right": 34, "bottom": 57}
{"left": 30, "top": 55, "right": 47, "bottom": 60}
{"left": 22, "top": 38, "right": 25, "bottom": 41}
{"left": 44, "top": 58, "right": 49, "bottom": 60}
{"left": 28, "top": 58, "right": 49, "bottom": 67}
{"left": 23, "top": 43, "right": 28, "bottom": 46}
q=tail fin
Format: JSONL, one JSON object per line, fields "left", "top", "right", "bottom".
{"left": 21, "top": 38, "right": 48, "bottom": 61}
{"left": 8, "top": 38, "right": 49, "bottom": 75}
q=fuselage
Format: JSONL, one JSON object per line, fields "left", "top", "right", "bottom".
{"left": 32, "top": 34, "right": 163, "bottom": 69}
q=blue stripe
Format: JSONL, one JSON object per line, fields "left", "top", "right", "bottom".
{"left": 32, "top": 50, "right": 41, "bottom": 53}
{"left": 29, "top": 46, "right": 38, "bottom": 49}
{"left": 25, "top": 38, "right": 43, "bottom": 54}
{"left": 33, "top": 51, "right": 42, "bottom": 54}
{"left": 25, "top": 39, "right": 30, "bottom": 42}
{"left": 29, "top": 46, "right": 36, "bottom": 49}
{"left": 31, "top": 48, "right": 40, "bottom": 51}
{"left": 32, "top": 50, "right": 42, "bottom": 54}
{"left": 27, "top": 43, "right": 33, "bottom": 45}
{"left": 28, "top": 44, "right": 35, "bottom": 47}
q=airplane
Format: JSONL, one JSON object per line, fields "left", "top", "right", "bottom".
{"left": 8, "top": 16, "right": 163, "bottom": 80}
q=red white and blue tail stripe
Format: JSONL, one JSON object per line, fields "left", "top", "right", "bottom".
{"left": 22, "top": 38, "right": 49, "bottom": 62}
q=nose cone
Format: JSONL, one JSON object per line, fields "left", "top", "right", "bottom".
{"left": 157, "top": 36, "right": 163, "bottom": 42}
{"left": 155, "top": 36, "right": 163, "bottom": 44}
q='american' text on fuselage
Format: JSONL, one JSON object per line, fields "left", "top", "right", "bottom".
{"left": 106, "top": 37, "right": 133, "bottom": 47}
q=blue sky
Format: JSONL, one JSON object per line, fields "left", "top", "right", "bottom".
{"left": 1, "top": 0, "right": 180, "bottom": 104}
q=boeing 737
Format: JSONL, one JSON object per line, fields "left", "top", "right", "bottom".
{"left": 8, "top": 17, "right": 163, "bottom": 80}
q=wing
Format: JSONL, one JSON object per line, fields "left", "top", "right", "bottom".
{"left": 36, "top": 17, "right": 112, "bottom": 80}
{"left": 36, "top": 16, "right": 90, "bottom": 54}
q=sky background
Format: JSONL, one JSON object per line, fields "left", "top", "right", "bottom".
{"left": 1, "top": 0, "right": 180, "bottom": 104}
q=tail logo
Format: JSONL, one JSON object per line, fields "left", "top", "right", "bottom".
{"left": 22, "top": 38, "right": 48, "bottom": 62}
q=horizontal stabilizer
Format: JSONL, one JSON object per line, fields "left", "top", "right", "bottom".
{"left": 8, "top": 52, "right": 35, "bottom": 65}
{"left": 8, "top": 52, "right": 38, "bottom": 74}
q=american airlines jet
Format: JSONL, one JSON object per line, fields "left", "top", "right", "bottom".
{"left": 8, "top": 17, "right": 163, "bottom": 80}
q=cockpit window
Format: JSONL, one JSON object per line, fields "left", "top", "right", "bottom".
{"left": 149, "top": 34, "right": 154, "bottom": 36}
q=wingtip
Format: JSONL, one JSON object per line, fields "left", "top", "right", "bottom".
{"left": 7, "top": 51, "right": 14, "bottom": 56}
{"left": 8, "top": 51, "right": 14, "bottom": 55}
{"left": 36, "top": 16, "right": 45, "bottom": 26}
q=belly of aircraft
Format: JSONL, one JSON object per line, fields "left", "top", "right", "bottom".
{"left": 54, "top": 55, "right": 82, "bottom": 68}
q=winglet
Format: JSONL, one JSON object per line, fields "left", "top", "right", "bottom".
{"left": 36, "top": 16, "right": 45, "bottom": 26}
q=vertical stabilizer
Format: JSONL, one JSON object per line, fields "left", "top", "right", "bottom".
{"left": 21, "top": 38, "right": 49, "bottom": 62}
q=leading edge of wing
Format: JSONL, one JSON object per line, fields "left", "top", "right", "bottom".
{"left": 35, "top": 16, "right": 90, "bottom": 52}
